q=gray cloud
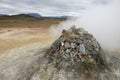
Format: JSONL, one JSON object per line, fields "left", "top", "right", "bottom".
{"left": 0, "top": 0, "right": 111, "bottom": 16}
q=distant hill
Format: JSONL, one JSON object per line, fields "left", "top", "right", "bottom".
{"left": 27, "top": 13, "right": 42, "bottom": 18}
{"left": 60, "top": 16, "right": 71, "bottom": 18}
{"left": 45, "top": 16, "right": 71, "bottom": 19}
{"left": 0, "top": 13, "right": 71, "bottom": 19}
{"left": 0, "top": 14, "right": 9, "bottom": 16}
{"left": 0, "top": 13, "right": 66, "bottom": 28}
{"left": 11, "top": 14, "right": 34, "bottom": 18}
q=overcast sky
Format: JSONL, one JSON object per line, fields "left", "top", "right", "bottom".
{"left": 0, "top": 0, "right": 110, "bottom": 16}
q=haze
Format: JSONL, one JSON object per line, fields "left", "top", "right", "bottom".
{"left": 51, "top": 0, "right": 120, "bottom": 52}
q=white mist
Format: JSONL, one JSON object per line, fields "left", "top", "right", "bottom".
{"left": 50, "top": 0, "right": 120, "bottom": 52}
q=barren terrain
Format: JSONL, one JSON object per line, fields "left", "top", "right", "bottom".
{"left": 0, "top": 15, "right": 65, "bottom": 80}
{"left": 0, "top": 15, "right": 65, "bottom": 53}
{"left": 0, "top": 15, "right": 120, "bottom": 80}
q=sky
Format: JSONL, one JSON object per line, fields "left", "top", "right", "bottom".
{"left": 0, "top": 0, "right": 110, "bottom": 16}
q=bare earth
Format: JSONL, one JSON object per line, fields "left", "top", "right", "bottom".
{"left": 0, "top": 16, "right": 120, "bottom": 80}
{"left": 0, "top": 27, "right": 54, "bottom": 53}
{"left": 0, "top": 15, "right": 65, "bottom": 54}
{"left": 0, "top": 16, "right": 65, "bottom": 80}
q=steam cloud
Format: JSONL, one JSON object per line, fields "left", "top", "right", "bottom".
{"left": 50, "top": 0, "right": 120, "bottom": 52}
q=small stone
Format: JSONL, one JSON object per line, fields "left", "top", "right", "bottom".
{"left": 77, "top": 39, "right": 83, "bottom": 44}
{"left": 66, "top": 57, "right": 71, "bottom": 61}
{"left": 91, "top": 38, "right": 100, "bottom": 49}
{"left": 59, "top": 35, "right": 64, "bottom": 42}
{"left": 75, "top": 34, "right": 79, "bottom": 39}
{"left": 78, "top": 53, "right": 82, "bottom": 58}
{"left": 80, "top": 36, "right": 84, "bottom": 40}
{"left": 69, "top": 32, "right": 76, "bottom": 39}
{"left": 65, "top": 49, "right": 70, "bottom": 55}
{"left": 74, "top": 55, "right": 78, "bottom": 62}
{"left": 81, "top": 57, "right": 85, "bottom": 62}
{"left": 61, "top": 42, "right": 64, "bottom": 46}
{"left": 77, "top": 44, "right": 86, "bottom": 54}
{"left": 88, "top": 55, "right": 92, "bottom": 58}
{"left": 77, "top": 28, "right": 88, "bottom": 34}
{"left": 85, "top": 34, "right": 93, "bottom": 40}
{"left": 95, "top": 48, "right": 99, "bottom": 52}
{"left": 60, "top": 46, "right": 64, "bottom": 51}
{"left": 72, "top": 69, "right": 75, "bottom": 72}
{"left": 71, "top": 42, "right": 76, "bottom": 48}
{"left": 85, "top": 40, "right": 92, "bottom": 45}
{"left": 70, "top": 25, "right": 76, "bottom": 32}
{"left": 70, "top": 51, "right": 74, "bottom": 57}
{"left": 59, "top": 50, "right": 64, "bottom": 55}
{"left": 64, "top": 42, "right": 70, "bottom": 49}
{"left": 89, "top": 58, "right": 96, "bottom": 64}
{"left": 63, "top": 55, "right": 67, "bottom": 59}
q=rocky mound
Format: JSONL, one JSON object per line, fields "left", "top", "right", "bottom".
{"left": 44, "top": 26, "right": 116, "bottom": 80}
{"left": 47, "top": 26, "right": 106, "bottom": 67}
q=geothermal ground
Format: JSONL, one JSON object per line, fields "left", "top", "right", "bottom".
{"left": 0, "top": 15, "right": 120, "bottom": 80}
{"left": 0, "top": 27, "right": 57, "bottom": 80}
{"left": 0, "top": 15, "right": 65, "bottom": 80}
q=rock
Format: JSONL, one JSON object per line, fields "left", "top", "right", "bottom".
{"left": 71, "top": 42, "right": 76, "bottom": 48}
{"left": 74, "top": 55, "right": 79, "bottom": 62}
{"left": 78, "top": 44, "right": 86, "bottom": 54}
{"left": 61, "top": 42, "right": 64, "bottom": 46}
{"left": 76, "top": 28, "right": 88, "bottom": 34}
{"left": 69, "top": 32, "right": 76, "bottom": 39}
{"left": 76, "top": 39, "right": 83, "bottom": 44}
{"left": 45, "top": 26, "right": 116, "bottom": 80}
{"left": 68, "top": 25, "right": 76, "bottom": 32}
{"left": 64, "top": 41, "right": 70, "bottom": 49}
{"left": 47, "top": 26, "right": 106, "bottom": 64}
{"left": 65, "top": 49, "right": 70, "bottom": 55}
{"left": 85, "top": 34, "right": 93, "bottom": 40}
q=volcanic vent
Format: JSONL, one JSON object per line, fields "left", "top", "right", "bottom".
{"left": 44, "top": 26, "right": 115, "bottom": 80}
{"left": 47, "top": 26, "right": 106, "bottom": 66}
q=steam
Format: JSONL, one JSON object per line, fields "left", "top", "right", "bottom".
{"left": 50, "top": 0, "right": 120, "bottom": 52}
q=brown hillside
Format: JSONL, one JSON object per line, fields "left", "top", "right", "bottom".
{"left": 0, "top": 14, "right": 66, "bottom": 28}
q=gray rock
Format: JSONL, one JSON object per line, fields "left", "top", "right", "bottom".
{"left": 64, "top": 42, "right": 70, "bottom": 49}
{"left": 78, "top": 44, "right": 86, "bottom": 54}
{"left": 71, "top": 42, "right": 76, "bottom": 49}
{"left": 69, "top": 25, "right": 76, "bottom": 32}
{"left": 46, "top": 26, "right": 116, "bottom": 80}
{"left": 61, "top": 42, "right": 64, "bottom": 46}
{"left": 65, "top": 49, "right": 70, "bottom": 55}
